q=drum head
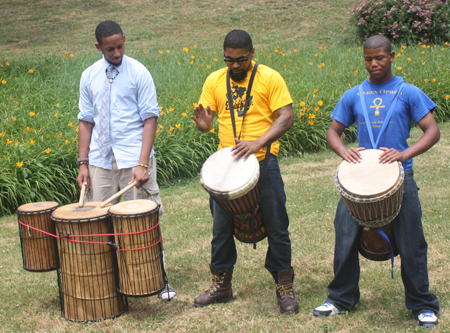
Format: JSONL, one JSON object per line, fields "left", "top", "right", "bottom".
{"left": 52, "top": 202, "right": 111, "bottom": 220}
{"left": 337, "top": 149, "right": 400, "bottom": 197}
{"left": 200, "top": 147, "right": 260, "bottom": 200}
{"left": 109, "top": 199, "right": 158, "bottom": 215}
{"left": 17, "top": 201, "right": 59, "bottom": 213}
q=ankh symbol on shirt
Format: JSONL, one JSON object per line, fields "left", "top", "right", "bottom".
{"left": 370, "top": 98, "right": 385, "bottom": 117}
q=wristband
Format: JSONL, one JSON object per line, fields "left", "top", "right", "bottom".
{"left": 78, "top": 161, "right": 89, "bottom": 166}
{"left": 137, "top": 163, "right": 149, "bottom": 168}
{"left": 77, "top": 157, "right": 89, "bottom": 163}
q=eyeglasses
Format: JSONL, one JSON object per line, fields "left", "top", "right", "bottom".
{"left": 223, "top": 56, "right": 249, "bottom": 65}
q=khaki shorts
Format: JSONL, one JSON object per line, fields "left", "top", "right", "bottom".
{"left": 85, "top": 155, "right": 164, "bottom": 216}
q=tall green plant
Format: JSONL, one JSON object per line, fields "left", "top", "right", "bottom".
{"left": 1, "top": 43, "right": 449, "bottom": 216}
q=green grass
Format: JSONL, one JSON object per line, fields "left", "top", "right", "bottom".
{"left": 0, "top": 0, "right": 357, "bottom": 54}
{"left": 1, "top": 124, "right": 449, "bottom": 332}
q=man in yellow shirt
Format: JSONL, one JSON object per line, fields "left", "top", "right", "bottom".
{"left": 191, "top": 29, "right": 298, "bottom": 314}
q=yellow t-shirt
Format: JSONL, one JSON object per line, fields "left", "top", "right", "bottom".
{"left": 198, "top": 62, "right": 293, "bottom": 161}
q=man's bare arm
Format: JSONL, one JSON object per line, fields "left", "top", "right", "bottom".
{"left": 76, "top": 120, "right": 94, "bottom": 188}
{"left": 231, "top": 104, "right": 294, "bottom": 159}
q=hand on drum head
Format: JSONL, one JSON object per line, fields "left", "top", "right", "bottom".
{"left": 379, "top": 147, "right": 405, "bottom": 163}
{"left": 341, "top": 147, "right": 365, "bottom": 164}
{"left": 192, "top": 103, "right": 214, "bottom": 133}
{"left": 130, "top": 165, "right": 149, "bottom": 189}
{"left": 231, "top": 138, "right": 262, "bottom": 159}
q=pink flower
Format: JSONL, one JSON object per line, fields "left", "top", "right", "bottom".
{"left": 343, "top": 26, "right": 347, "bottom": 31}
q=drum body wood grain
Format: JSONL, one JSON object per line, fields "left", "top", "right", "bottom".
{"left": 52, "top": 202, "right": 127, "bottom": 322}
{"left": 109, "top": 200, "right": 165, "bottom": 297}
{"left": 335, "top": 149, "right": 404, "bottom": 261}
{"left": 359, "top": 224, "right": 399, "bottom": 261}
{"left": 17, "top": 202, "right": 60, "bottom": 272}
{"left": 200, "top": 147, "right": 266, "bottom": 243}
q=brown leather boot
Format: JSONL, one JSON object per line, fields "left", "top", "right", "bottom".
{"left": 276, "top": 268, "right": 299, "bottom": 314}
{"left": 194, "top": 265, "right": 233, "bottom": 307}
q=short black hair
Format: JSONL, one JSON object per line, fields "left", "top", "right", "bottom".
{"left": 364, "top": 35, "right": 392, "bottom": 53}
{"left": 223, "top": 30, "right": 253, "bottom": 52}
{"left": 95, "top": 20, "right": 123, "bottom": 45}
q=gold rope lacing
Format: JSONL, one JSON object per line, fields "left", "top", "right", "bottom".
{"left": 207, "top": 273, "right": 225, "bottom": 292}
{"left": 276, "top": 283, "right": 294, "bottom": 298}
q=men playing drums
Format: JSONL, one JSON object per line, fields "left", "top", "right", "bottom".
{"left": 76, "top": 20, "right": 176, "bottom": 301}
{"left": 313, "top": 35, "right": 440, "bottom": 328}
{"left": 191, "top": 29, "right": 298, "bottom": 314}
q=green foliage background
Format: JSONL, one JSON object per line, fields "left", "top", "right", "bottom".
{"left": 350, "top": 0, "right": 450, "bottom": 44}
{"left": 1, "top": 43, "right": 450, "bottom": 216}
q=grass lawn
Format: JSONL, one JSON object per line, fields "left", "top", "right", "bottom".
{"left": 1, "top": 123, "right": 449, "bottom": 332}
{"left": 0, "top": 0, "right": 356, "bottom": 54}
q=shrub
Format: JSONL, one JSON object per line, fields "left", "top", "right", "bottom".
{"left": 350, "top": 0, "right": 450, "bottom": 44}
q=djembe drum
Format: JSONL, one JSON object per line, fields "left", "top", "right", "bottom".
{"left": 109, "top": 200, "right": 165, "bottom": 297}
{"left": 200, "top": 147, "right": 266, "bottom": 243}
{"left": 335, "top": 149, "right": 404, "bottom": 261}
{"left": 17, "top": 202, "right": 60, "bottom": 272}
{"left": 51, "top": 202, "right": 127, "bottom": 322}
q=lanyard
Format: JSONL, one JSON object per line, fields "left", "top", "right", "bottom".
{"left": 226, "top": 64, "right": 258, "bottom": 140}
{"left": 225, "top": 64, "right": 273, "bottom": 250}
{"left": 358, "top": 83, "right": 404, "bottom": 149}
{"left": 358, "top": 82, "right": 405, "bottom": 279}
{"left": 225, "top": 64, "right": 271, "bottom": 164}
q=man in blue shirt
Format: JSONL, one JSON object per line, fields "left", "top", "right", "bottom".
{"left": 313, "top": 35, "right": 440, "bottom": 328}
{"left": 76, "top": 20, "right": 176, "bottom": 301}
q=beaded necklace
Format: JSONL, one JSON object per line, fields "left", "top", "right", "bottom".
{"left": 106, "top": 67, "right": 120, "bottom": 83}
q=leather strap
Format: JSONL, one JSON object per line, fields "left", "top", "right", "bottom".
{"left": 226, "top": 64, "right": 259, "bottom": 140}
{"left": 226, "top": 64, "right": 274, "bottom": 249}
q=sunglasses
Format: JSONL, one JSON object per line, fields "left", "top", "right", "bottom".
{"left": 223, "top": 56, "right": 250, "bottom": 65}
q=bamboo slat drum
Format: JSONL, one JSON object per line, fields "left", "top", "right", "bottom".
{"left": 200, "top": 147, "right": 266, "bottom": 243}
{"left": 335, "top": 149, "right": 404, "bottom": 261}
{"left": 52, "top": 202, "right": 127, "bottom": 322}
{"left": 17, "top": 202, "right": 60, "bottom": 272}
{"left": 109, "top": 200, "right": 165, "bottom": 297}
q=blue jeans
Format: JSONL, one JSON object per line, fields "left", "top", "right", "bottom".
{"left": 210, "top": 155, "right": 292, "bottom": 280}
{"left": 326, "top": 171, "right": 439, "bottom": 316}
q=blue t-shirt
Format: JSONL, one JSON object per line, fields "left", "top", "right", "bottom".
{"left": 331, "top": 75, "right": 436, "bottom": 170}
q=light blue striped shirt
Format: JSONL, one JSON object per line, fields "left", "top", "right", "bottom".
{"left": 78, "top": 55, "right": 160, "bottom": 169}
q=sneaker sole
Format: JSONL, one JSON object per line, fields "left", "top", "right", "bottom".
{"left": 421, "top": 323, "right": 437, "bottom": 328}
{"left": 312, "top": 310, "right": 332, "bottom": 317}
{"left": 194, "top": 296, "right": 233, "bottom": 308}
{"left": 159, "top": 293, "right": 177, "bottom": 301}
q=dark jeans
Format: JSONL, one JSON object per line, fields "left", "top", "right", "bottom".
{"left": 210, "top": 154, "right": 292, "bottom": 280}
{"left": 326, "top": 171, "right": 439, "bottom": 316}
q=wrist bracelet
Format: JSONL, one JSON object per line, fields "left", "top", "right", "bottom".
{"left": 77, "top": 157, "right": 89, "bottom": 163}
{"left": 78, "top": 161, "right": 89, "bottom": 166}
{"left": 137, "top": 163, "right": 149, "bottom": 168}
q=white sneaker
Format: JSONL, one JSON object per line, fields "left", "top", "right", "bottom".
{"left": 313, "top": 302, "right": 341, "bottom": 317}
{"left": 158, "top": 283, "right": 177, "bottom": 301}
{"left": 417, "top": 312, "right": 438, "bottom": 327}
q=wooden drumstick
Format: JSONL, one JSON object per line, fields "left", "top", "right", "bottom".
{"left": 100, "top": 181, "right": 137, "bottom": 208}
{"left": 78, "top": 183, "right": 86, "bottom": 208}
